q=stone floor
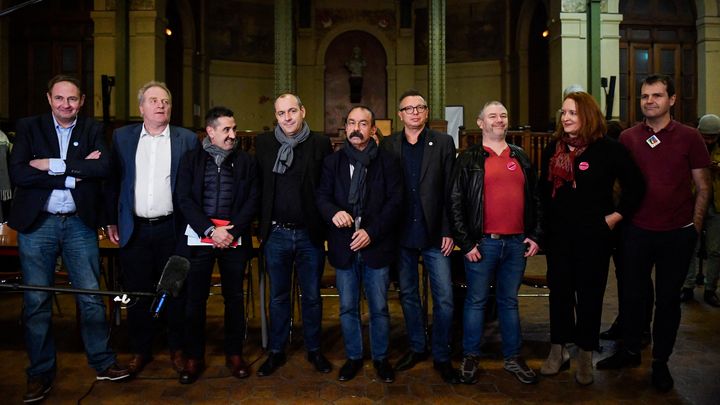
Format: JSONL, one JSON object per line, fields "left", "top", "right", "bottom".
{"left": 1, "top": 256, "right": 719, "bottom": 404}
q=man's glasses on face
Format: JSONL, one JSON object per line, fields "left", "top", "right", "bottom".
{"left": 399, "top": 105, "right": 428, "bottom": 114}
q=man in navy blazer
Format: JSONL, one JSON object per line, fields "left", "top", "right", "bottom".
{"left": 380, "top": 89, "right": 460, "bottom": 383}
{"left": 105, "top": 81, "right": 198, "bottom": 376}
{"left": 316, "top": 105, "right": 403, "bottom": 383}
{"left": 9, "top": 75, "right": 129, "bottom": 403}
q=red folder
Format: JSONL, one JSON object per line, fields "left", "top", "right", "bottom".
{"left": 200, "top": 219, "right": 239, "bottom": 247}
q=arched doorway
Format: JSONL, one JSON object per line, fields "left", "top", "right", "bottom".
{"left": 619, "top": 0, "right": 697, "bottom": 124}
{"left": 323, "top": 31, "right": 387, "bottom": 134}
{"left": 165, "top": 0, "right": 184, "bottom": 126}
{"left": 515, "top": 0, "right": 550, "bottom": 130}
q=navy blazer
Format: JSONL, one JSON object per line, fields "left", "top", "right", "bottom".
{"left": 175, "top": 145, "right": 259, "bottom": 252}
{"left": 9, "top": 113, "right": 109, "bottom": 232}
{"left": 316, "top": 148, "right": 403, "bottom": 269}
{"left": 381, "top": 128, "right": 456, "bottom": 243}
{"left": 105, "top": 123, "right": 199, "bottom": 247}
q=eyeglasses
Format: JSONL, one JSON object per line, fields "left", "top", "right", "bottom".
{"left": 399, "top": 105, "right": 428, "bottom": 114}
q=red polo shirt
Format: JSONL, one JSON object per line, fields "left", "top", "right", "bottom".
{"left": 483, "top": 146, "right": 525, "bottom": 234}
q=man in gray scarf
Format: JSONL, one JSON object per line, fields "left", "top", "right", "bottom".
{"left": 255, "top": 93, "right": 333, "bottom": 376}
{"left": 175, "top": 106, "right": 258, "bottom": 384}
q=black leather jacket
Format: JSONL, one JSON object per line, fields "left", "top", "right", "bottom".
{"left": 449, "top": 143, "right": 543, "bottom": 254}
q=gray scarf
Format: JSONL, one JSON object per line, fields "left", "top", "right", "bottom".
{"left": 272, "top": 122, "right": 311, "bottom": 174}
{"left": 202, "top": 136, "right": 235, "bottom": 167}
{"left": 342, "top": 138, "right": 378, "bottom": 218}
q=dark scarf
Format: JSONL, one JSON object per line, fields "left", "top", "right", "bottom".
{"left": 548, "top": 135, "right": 589, "bottom": 198}
{"left": 342, "top": 138, "right": 378, "bottom": 218}
{"left": 272, "top": 122, "right": 311, "bottom": 174}
{"left": 202, "top": 136, "right": 235, "bottom": 167}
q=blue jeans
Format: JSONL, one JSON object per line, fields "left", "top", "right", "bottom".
{"left": 336, "top": 256, "right": 390, "bottom": 360}
{"left": 18, "top": 214, "right": 116, "bottom": 379}
{"left": 397, "top": 246, "right": 454, "bottom": 361}
{"left": 462, "top": 235, "right": 526, "bottom": 359}
{"left": 264, "top": 226, "right": 325, "bottom": 352}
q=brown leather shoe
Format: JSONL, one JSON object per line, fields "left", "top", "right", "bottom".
{"left": 128, "top": 354, "right": 152, "bottom": 375}
{"left": 227, "top": 355, "right": 251, "bottom": 379}
{"left": 170, "top": 351, "right": 185, "bottom": 373}
{"left": 179, "top": 358, "right": 204, "bottom": 384}
{"left": 24, "top": 376, "right": 52, "bottom": 403}
{"left": 96, "top": 363, "right": 131, "bottom": 381}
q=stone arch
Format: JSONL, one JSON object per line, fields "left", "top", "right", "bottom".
{"left": 322, "top": 31, "right": 387, "bottom": 133}
{"left": 316, "top": 24, "right": 395, "bottom": 68}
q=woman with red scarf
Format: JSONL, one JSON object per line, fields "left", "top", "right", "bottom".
{"left": 538, "top": 92, "right": 644, "bottom": 385}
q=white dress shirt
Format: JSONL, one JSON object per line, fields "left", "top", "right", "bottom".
{"left": 134, "top": 124, "right": 173, "bottom": 218}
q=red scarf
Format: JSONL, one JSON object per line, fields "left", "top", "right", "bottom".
{"left": 548, "top": 135, "right": 588, "bottom": 198}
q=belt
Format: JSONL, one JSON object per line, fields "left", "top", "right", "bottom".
{"left": 44, "top": 211, "right": 77, "bottom": 218}
{"left": 272, "top": 221, "right": 306, "bottom": 230}
{"left": 134, "top": 214, "right": 173, "bottom": 224}
{"left": 483, "top": 233, "right": 521, "bottom": 240}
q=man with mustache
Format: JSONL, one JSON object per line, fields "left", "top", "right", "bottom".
{"left": 449, "top": 101, "right": 542, "bottom": 385}
{"left": 174, "top": 106, "right": 259, "bottom": 383}
{"left": 106, "top": 81, "right": 199, "bottom": 376}
{"left": 316, "top": 105, "right": 403, "bottom": 383}
{"left": 254, "top": 94, "right": 333, "bottom": 376}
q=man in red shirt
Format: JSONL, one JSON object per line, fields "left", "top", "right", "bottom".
{"left": 597, "top": 74, "right": 711, "bottom": 393}
{"left": 449, "top": 101, "right": 542, "bottom": 385}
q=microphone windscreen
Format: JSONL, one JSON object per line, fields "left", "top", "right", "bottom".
{"left": 157, "top": 255, "right": 190, "bottom": 297}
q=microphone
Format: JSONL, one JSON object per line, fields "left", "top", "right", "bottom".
{"left": 151, "top": 255, "right": 190, "bottom": 318}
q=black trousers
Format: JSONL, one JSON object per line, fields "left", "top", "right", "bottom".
{"left": 621, "top": 224, "right": 696, "bottom": 361}
{"left": 184, "top": 246, "right": 249, "bottom": 360}
{"left": 546, "top": 226, "right": 612, "bottom": 351}
{"left": 611, "top": 224, "right": 653, "bottom": 333}
{"left": 119, "top": 219, "right": 184, "bottom": 356}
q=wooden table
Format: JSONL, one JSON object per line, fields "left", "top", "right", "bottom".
{"left": 1, "top": 222, "right": 122, "bottom": 322}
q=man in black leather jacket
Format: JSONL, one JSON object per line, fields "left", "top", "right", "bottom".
{"left": 448, "top": 101, "right": 542, "bottom": 385}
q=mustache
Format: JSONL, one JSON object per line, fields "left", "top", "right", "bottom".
{"left": 349, "top": 130, "right": 363, "bottom": 139}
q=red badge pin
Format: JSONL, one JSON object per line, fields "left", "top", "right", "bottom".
{"left": 507, "top": 161, "right": 517, "bottom": 171}
{"left": 578, "top": 162, "right": 589, "bottom": 171}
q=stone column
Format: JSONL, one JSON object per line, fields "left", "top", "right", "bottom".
{"left": 274, "top": 0, "right": 293, "bottom": 96}
{"left": 549, "top": 1, "right": 621, "bottom": 118}
{"left": 91, "top": 9, "right": 117, "bottom": 120}
{"left": 601, "top": 12, "right": 622, "bottom": 120}
{"left": 697, "top": 15, "right": 720, "bottom": 114}
{"left": 428, "top": 0, "right": 446, "bottom": 122}
{"left": 128, "top": 9, "right": 166, "bottom": 120}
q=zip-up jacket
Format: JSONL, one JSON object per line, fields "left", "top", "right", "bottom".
{"left": 449, "top": 142, "right": 543, "bottom": 254}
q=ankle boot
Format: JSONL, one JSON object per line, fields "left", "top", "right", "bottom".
{"left": 540, "top": 344, "right": 570, "bottom": 376}
{"left": 575, "top": 350, "right": 594, "bottom": 385}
